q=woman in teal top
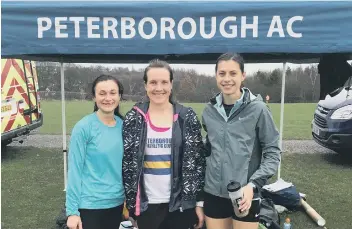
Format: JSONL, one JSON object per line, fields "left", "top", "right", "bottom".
{"left": 66, "top": 74, "right": 125, "bottom": 229}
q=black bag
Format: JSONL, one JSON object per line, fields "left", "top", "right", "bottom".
{"left": 262, "top": 186, "right": 301, "bottom": 211}
{"left": 55, "top": 206, "right": 68, "bottom": 229}
{"left": 259, "top": 198, "right": 280, "bottom": 229}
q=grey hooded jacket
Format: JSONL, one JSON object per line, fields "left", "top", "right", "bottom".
{"left": 202, "top": 88, "right": 281, "bottom": 198}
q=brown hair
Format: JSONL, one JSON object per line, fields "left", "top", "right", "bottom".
{"left": 92, "top": 74, "right": 124, "bottom": 119}
{"left": 143, "top": 59, "right": 174, "bottom": 102}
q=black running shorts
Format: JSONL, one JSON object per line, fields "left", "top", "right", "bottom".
{"left": 203, "top": 191, "right": 260, "bottom": 222}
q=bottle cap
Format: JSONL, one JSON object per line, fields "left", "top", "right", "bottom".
{"left": 227, "top": 181, "right": 241, "bottom": 192}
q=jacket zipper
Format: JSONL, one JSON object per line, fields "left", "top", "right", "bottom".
{"left": 209, "top": 106, "right": 227, "bottom": 194}
{"left": 211, "top": 101, "right": 249, "bottom": 194}
{"left": 227, "top": 101, "right": 249, "bottom": 122}
{"left": 179, "top": 114, "right": 186, "bottom": 212}
{"left": 169, "top": 120, "right": 175, "bottom": 211}
{"left": 169, "top": 109, "right": 183, "bottom": 212}
{"left": 210, "top": 91, "right": 250, "bottom": 123}
{"left": 136, "top": 115, "right": 148, "bottom": 212}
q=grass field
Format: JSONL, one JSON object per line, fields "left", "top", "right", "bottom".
{"left": 2, "top": 146, "right": 352, "bottom": 229}
{"left": 39, "top": 100, "right": 317, "bottom": 140}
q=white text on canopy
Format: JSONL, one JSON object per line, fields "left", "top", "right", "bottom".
{"left": 37, "top": 16, "right": 303, "bottom": 39}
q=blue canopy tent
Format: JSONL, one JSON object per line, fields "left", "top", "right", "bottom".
{"left": 2, "top": 0, "right": 352, "bottom": 63}
{"left": 2, "top": 0, "right": 352, "bottom": 189}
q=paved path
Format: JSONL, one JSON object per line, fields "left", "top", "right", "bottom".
{"left": 8, "top": 134, "right": 335, "bottom": 154}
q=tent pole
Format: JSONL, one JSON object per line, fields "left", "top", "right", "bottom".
{"left": 60, "top": 62, "right": 67, "bottom": 191}
{"left": 278, "top": 62, "right": 287, "bottom": 180}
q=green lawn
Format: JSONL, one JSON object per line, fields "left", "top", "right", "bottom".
{"left": 2, "top": 147, "right": 352, "bottom": 229}
{"left": 39, "top": 100, "right": 316, "bottom": 140}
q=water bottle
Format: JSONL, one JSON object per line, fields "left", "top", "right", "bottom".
{"left": 283, "top": 217, "right": 291, "bottom": 229}
{"left": 227, "top": 181, "right": 249, "bottom": 218}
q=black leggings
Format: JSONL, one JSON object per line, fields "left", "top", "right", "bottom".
{"left": 79, "top": 204, "right": 124, "bottom": 229}
{"left": 136, "top": 203, "right": 198, "bottom": 229}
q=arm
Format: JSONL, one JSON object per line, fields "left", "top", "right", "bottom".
{"left": 249, "top": 105, "right": 281, "bottom": 189}
{"left": 122, "top": 109, "right": 139, "bottom": 217}
{"left": 66, "top": 123, "right": 88, "bottom": 217}
{"left": 201, "top": 113, "right": 211, "bottom": 157}
{"left": 186, "top": 108, "right": 206, "bottom": 202}
{"left": 186, "top": 109, "right": 207, "bottom": 228}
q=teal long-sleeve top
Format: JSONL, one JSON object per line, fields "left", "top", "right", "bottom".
{"left": 66, "top": 112, "right": 125, "bottom": 216}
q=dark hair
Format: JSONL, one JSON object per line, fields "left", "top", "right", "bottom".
{"left": 143, "top": 59, "right": 174, "bottom": 102}
{"left": 92, "top": 74, "right": 124, "bottom": 120}
{"left": 143, "top": 59, "right": 174, "bottom": 83}
{"left": 215, "top": 52, "right": 245, "bottom": 73}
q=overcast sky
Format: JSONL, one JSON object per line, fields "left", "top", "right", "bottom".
{"left": 81, "top": 59, "right": 352, "bottom": 77}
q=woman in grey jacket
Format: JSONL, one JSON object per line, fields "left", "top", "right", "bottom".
{"left": 200, "top": 53, "right": 281, "bottom": 229}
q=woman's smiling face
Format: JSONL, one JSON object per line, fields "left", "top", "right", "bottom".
{"left": 216, "top": 60, "right": 246, "bottom": 96}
